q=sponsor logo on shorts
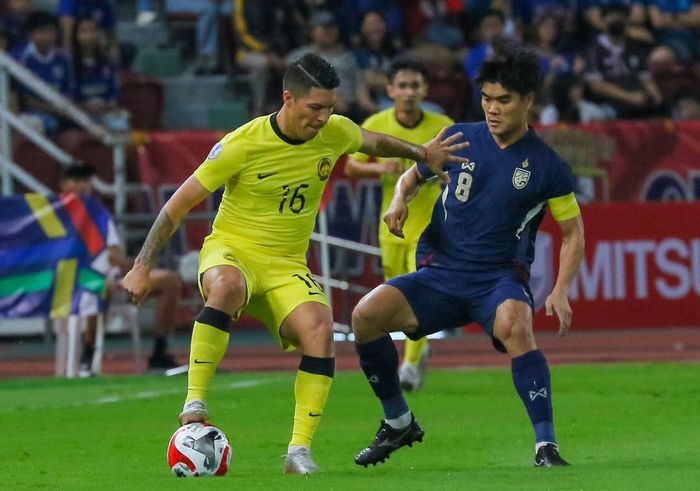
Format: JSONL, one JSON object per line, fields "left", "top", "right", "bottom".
{"left": 223, "top": 252, "right": 238, "bottom": 263}
{"left": 308, "top": 412, "right": 322, "bottom": 417}
{"left": 193, "top": 359, "right": 213, "bottom": 364}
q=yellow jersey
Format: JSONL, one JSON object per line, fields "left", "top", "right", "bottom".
{"left": 194, "top": 113, "right": 363, "bottom": 257}
{"left": 349, "top": 108, "right": 453, "bottom": 245}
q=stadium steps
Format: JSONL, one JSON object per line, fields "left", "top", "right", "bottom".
{"left": 161, "top": 75, "right": 250, "bottom": 130}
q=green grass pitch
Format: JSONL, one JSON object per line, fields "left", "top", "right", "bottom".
{"left": 2, "top": 362, "right": 699, "bottom": 490}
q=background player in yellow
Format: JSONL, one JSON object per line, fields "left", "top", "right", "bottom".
{"left": 346, "top": 59, "right": 453, "bottom": 392}
{"left": 122, "top": 53, "right": 467, "bottom": 475}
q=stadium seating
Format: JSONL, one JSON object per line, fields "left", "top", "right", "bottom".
{"left": 119, "top": 71, "right": 166, "bottom": 130}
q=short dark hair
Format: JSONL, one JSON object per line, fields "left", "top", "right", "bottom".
{"left": 476, "top": 48, "right": 542, "bottom": 97}
{"left": 388, "top": 59, "right": 429, "bottom": 83}
{"left": 283, "top": 53, "right": 340, "bottom": 96}
{"left": 62, "top": 163, "right": 96, "bottom": 181}
{"left": 26, "top": 11, "right": 58, "bottom": 33}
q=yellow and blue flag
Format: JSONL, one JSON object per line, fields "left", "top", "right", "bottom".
{"left": 0, "top": 193, "right": 111, "bottom": 318}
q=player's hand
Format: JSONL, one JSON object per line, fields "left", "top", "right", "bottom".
{"left": 380, "top": 159, "right": 405, "bottom": 176}
{"left": 122, "top": 264, "right": 152, "bottom": 305}
{"left": 383, "top": 199, "right": 409, "bottom": 238}
{"left": 545, "top": 290, "right": 573, "bottom": 337}
{"left": 422, "top": 127, "right": 470, "bottom": 184}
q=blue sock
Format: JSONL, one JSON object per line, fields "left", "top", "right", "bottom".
{"left": 355, "top": 335, "right": 409, "bottom": 419}
{"left": 511, "top": 349, "right": 556, "bottom": 443}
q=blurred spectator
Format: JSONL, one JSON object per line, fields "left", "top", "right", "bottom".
{"left": 338, "top": 0, "right": 403, "bottom": 46}
{"left": 526, "top": 13, "right": 583, "bottom": 103}
{"left": 402, "top": 0, "right": 467, "bottom": 48}
{"left": 192, "top": 0, "right": 231, "bottom": 75}
{"left": 70, "top": 16, "right": 128, "bottom": 131}
{"left": 59, "top": 164, "right": 184, "bottom": 374}
{"left": 0, "top": 0, "right": 33, "bottom": 54}
{"left": 353, "top": 11, "right": 399, "bottom": 106}
{"left": 647, "top": 0, "right": 700, "bottom": 63}
{"left": 540, "top": 72, "right": 615, "bottom": 124}
{"left": 287, "top": 9, "right": 378, "bottom": 121}
{"left": 233, "top": 0, "right": 307, "bottom": 116}
{"left": 580, "top": 0, "right": 653, "bottom": 44}
{"left": 511, "top": 0, "right": 575, "bottom": 29}
{"left": 584, "top": 5, "right": 664, "bottom": 119}
{"left": 57, "top": 0, "right": 118, "bottom": 61}
{"left": 463, "top": 10, "right": 510, "bottom": 82}
{"left": 462, "top": 9, "right": 519, "bottom": 112}
{"left": 15, "top": 11, "right": 71, "bottom": 133}
{"left": 670, "top": 88, "right": 700, "bottom": 119}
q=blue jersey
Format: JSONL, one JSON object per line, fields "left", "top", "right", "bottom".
{"left": 15, "top": 43, "right": 72, "bottom": 97}
{"left": 58, "top": 0, "right": 116, "bottom": 30}
{"left": 73, "top": 57, "right": 119, "bottom": 104}
{"left": 416, "top": 122, "right": 575, "bottom": 273}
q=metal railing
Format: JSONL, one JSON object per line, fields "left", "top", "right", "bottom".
{"left": 0, "top": 50, "right": 129, "bottom": 227}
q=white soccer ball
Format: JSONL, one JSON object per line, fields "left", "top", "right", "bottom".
{"left": 167, "top": 423, "right": 232, "bottom": 477}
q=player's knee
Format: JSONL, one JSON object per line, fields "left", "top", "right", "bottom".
{"left": 351, "top": 297, "right": 382, "bottom": 339}
{"left": 207, "top": 273, "right": 246, "bottom": 306}
{"left": 307, "top": 318, "right": 335, "bottom": 345}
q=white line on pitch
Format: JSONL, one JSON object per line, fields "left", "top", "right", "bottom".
{"left": 92, "top": 379, "right": 270, "bottom": 405}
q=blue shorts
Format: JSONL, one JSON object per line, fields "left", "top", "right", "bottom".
{"left": 387, "top": 266, "right": 533, "bottom": 340}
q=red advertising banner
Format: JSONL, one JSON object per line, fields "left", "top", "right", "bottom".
{"left": 136, "top": 127, "right": 700, "bottom": 330}
{"left": 533, "top": 202, "right": 700, "bottom": 330}
{"left": 537, "top": 119, "right": 700, "bottom": 202}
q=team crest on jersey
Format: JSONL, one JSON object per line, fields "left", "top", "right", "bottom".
{"left": 512, "top": 167, "right": 531, "bottom": 189}
{"left": 317, "top": 157, "right": 332, "bottom": 181}
{"left": 207, "top": 142, "right": 223, "bottom": 160}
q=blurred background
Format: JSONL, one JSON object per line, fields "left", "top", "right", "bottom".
{"left": 1, "top": 0, "right": 699, "bottom": 379}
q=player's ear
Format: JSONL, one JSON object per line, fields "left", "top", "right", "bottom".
{"left": 282, "top": 90, "right": 295, "bottom": 106}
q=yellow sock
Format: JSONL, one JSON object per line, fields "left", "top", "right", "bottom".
{"left": 289, "top": 363, "right": 334, "bottom": 447}
{"left": 404, "top": 337, "right": 428, "bottom": 365}
{"left": 186, "top": 308, "right": 230, "bottom": 403}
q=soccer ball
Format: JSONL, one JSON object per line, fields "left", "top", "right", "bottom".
{"left": 167, "top": 423, "right": 232, "bottom": 477}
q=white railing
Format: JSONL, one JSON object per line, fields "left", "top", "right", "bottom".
{"left": 0, "top": 49, "right": 129, "bottom": 229}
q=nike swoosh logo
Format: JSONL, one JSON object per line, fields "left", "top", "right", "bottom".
{"left": 377, "top": 426, "right": 412, "bottom": 447}
{"left": 193, "top": 359, "right": 213, "bottom": 364}
{"left": 257, "top": 172, "right": 278, "bottom": 179}
{"left": 308, "top": 291, "right": 322, "bottom": 296}
{"left": 308, "top": 412, "right": 322, "bottom": 417}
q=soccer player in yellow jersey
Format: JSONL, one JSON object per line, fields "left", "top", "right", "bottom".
{"left": 122, "top": 53, "right": 467, "bottom": 475}
{"left": 346, "top": 60, "right": 453, "bottom": 392}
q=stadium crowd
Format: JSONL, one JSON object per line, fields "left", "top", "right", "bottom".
{"left": 2, "top": 0, "right": 700, "bottom": 135}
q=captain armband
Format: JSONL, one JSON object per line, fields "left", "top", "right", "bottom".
{"left": 548, "top": 192, "right": 580, "bottom": 221}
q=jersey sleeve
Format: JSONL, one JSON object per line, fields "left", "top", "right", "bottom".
{"left": 328, "top": 114, "right": 363, "bottom": 155}
{"left": 348, "top": 115, "right": 379, "bottom": 163}
{"left": 193, "top": 135, "right": 246, "bottom": 192}
{"left": 545, "top": 155, "right": 579, "bottom": 220}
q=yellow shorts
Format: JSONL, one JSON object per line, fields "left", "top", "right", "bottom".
{"left": 380, "top": 240, "right": 419, "bottom": 281}
{"left": 198, "top": 235, "right": 329, "bottom": 350}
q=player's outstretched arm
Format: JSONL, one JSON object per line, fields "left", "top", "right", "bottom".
{"left": 123, "top": 176, "right": 211, "bottom": 304}
{"left": 545, "top": 214, "right": 585, "bottom": 337}
{"left": 357, "top": 127, "right": 468, "bottom": 183}
{"left": 383, "top": 165, "right": 425, "bottom": 239}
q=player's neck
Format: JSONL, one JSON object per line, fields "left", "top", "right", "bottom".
{"left": 394, "top": 108, "right": 423, "bottom": 129}
{"left": 275, "top": 107, "right": 304, "bottom": 142}
{"left": 491, "top": 123, "right": 529, "bottom": 149}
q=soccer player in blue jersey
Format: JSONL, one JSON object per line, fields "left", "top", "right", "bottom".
{"left": 352, "top": 48, "right": 585, "bottom": 468}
